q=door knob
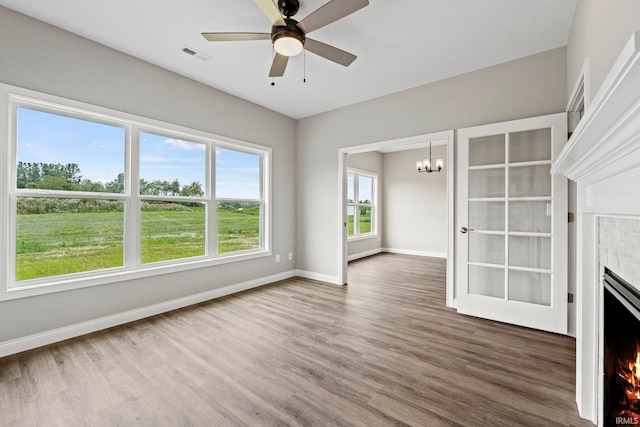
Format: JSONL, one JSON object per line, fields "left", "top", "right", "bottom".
{"left": 460, "top": 226, "right": 468, "bottom": 234}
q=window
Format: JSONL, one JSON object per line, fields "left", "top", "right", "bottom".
{"left": 6, "top": 92, "right": 270, "bottom": 296}
{"left": 15, "top": 108, "right": 127, "bottom": 281}
{"left": 216, "top": 147, "right": 262, "bottom": 254}
{"left": 139, "top": 131, "right": 207, "bottom": 264}
{"left": 347, "top": 169, "right": 377, "bottom": 238}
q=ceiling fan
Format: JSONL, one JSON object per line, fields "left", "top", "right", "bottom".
{"left": 202, "top": 0, "right": 369, "bottom": 77}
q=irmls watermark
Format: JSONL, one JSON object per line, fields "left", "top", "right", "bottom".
{"left": 616, "top": 416, "right": 640, "bottom": 425}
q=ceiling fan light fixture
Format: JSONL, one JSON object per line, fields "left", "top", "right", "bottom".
{"left": 202, "top": 0, "right": 369, "bottom": 77}
{"left": 273, "top": 31, "right": 304, "bottom": 56}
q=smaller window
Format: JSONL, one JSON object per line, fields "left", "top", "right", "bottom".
{"left": 347, "top": 169, "right": 377, "bottom": 239}
{"left": 215, "top": 147, "right": 263, "bottom": 254}
{"left": 139, "top": 131, "right": 208, "bottom": 265}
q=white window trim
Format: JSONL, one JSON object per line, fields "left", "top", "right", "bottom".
{"left": 347, "top": 167, "right": 378, "bottom": 241}
{"left": 567, "top": 57, "right": 590, "bottom": 136}
{"left": 0, "top": 83, "right": 272, "bottom": 301}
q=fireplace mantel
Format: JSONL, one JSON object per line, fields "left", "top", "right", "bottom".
{"left": 552, "top": 32, "right": 640, "bottom": 214}
{"left": 553, "top": 31, "right": 640, "bottom": 425}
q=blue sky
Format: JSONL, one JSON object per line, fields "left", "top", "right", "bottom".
{"left": 140, "top": 131, "right": 206, "bottom": 186}
{"left": 17, "top": 107, "right": 261, "bottom": 199}
{"left": 347, "top": 173, "right": 373, "bottom": 203}
{"left": 215, "top": 147, "right": 260, "bottom": 199}
{"left": 17, "top": 107, "right": 125, "bottom": 185}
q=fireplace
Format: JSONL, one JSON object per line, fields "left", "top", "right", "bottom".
{"left": 604, "top": 267, "right": 640, "bottom": 426}
{"left": 550, "top": 30, "right": 640, "bottom": 424}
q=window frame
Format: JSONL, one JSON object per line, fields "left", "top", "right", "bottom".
{"left": 214, "top": 145, "right": 266, "bottom": 256}
{"left": 136, "top": 128, "right": 210, "bottom": 265}
{"left": 1, "top": 84, "right": 271, "bottom": 301}
{"left": 347, "top": 168, "right": 378, "bottom": 241}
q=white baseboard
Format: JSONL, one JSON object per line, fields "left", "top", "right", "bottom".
{"left": 347, "top": 248, "right": 382, "bottom": 261}
{"left": 348, "top": 248, "right": 447, "bottom": 261}
{"left": 0, "top": 250, "right": 447, "bottom": 358}
{"left": 0, "top": 270, "right": 296, "bottom": 358}
{"left": 382, "top": 248, "right": 447, "bottom": 258}
{"left": 294, "top": 270, "right": 343, "bottom": 286}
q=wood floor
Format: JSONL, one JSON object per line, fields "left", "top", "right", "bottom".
{"left": 0, "top": 253, "right": 593, "bottom": 426}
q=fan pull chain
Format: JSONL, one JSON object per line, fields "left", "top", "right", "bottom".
{"left": 271, "top": 46, "right": 276, "bottom": 86}
{"left": 303, "top": 50, "right": 306, "bottom": 83}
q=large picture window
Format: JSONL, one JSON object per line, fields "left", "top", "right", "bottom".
{"left": 347, "top": 169, "right": 377, "bottom": 238}
{"left": 15, "top": 108, "right": 127, "bottom": 281}
{"left": 7, "top": 94, "right": 270, "bottom": 295}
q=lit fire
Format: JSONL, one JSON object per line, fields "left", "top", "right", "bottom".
{"left": 616, "top": 344, "right": 640, "bottom": 422}
{"left": 636, "top": 350, "right": 640, "bottom": 400}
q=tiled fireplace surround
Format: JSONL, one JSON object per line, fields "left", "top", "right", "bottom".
{"left": 552, "top": 32, "right": 640, "bottom": 424}
{"left": 598, "top": 217, "right": 640, "bottom": 288}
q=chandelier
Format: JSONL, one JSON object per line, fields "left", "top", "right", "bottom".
{"left": 416, "top": 143, "right": 444, "bottom": 173}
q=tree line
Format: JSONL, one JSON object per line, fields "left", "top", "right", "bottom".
{"left": 17, "top": 162, "right": 204, "bottom": 197}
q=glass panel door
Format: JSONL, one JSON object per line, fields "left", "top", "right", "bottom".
{"left": 456, "top": 113, "right": 568, "bottom": 335}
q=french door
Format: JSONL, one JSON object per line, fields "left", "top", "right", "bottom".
{"left": 455, "top": 113, "right": 568, "bottom": 334}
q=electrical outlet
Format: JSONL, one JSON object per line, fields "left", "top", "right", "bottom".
{"left": 276, "top": 254, "right": 280, "bottom": 263}
{"left": 289, "top": 252, "right": 293, "bottom": 261}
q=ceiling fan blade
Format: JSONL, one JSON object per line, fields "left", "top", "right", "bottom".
{"left": 304, "top": 38, "right": 356, "bottom": 67}
{"left": 254, "top": 0, "right": 286, "bottom": 27}
{"left": 297, "top": 0, "right": 369, "bottom": 34}
{"left": 202, "top": 32, "right": 271, "bottom": 42}
{"left": 269, "top": 53, "right": 289, "bottom": 77}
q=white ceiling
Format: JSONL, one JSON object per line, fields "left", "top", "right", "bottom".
{"left": 0, "top": 0, "right": 577, "bottom": 119}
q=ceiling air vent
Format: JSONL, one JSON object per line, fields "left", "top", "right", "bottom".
{"left": 181, "top": 45, "right": 210, "bottom": 62}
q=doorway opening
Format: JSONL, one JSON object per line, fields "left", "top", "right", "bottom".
{"left": 337, "top": 130, "right": 455, "bottom": 307}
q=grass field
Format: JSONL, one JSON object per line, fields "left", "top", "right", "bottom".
{"left": 347, "top": 213, "right": 372, "bottom": 236}
{"left": 16, "top": 205, "right": 260, "bottom": 281}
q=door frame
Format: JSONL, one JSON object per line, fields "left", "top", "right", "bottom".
{"left": 337, "top": 130, "right": 456, "bottom": 307}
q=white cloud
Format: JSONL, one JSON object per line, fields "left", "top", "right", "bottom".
{"left": 164, "top": 139, "right": 206, "bottom": 151}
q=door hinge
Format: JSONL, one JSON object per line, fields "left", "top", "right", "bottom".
{"left": 568, "top": 212, "right": 575, "bottom": 223}
{"left": 568, "top": 293, "right": 574, "bottom": 303}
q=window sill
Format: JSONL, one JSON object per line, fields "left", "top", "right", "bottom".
{"left": 2, "top": 250, "right": 270, "bottom": 301}
{"left": 348, "top": 234, "right": 379, "bottom": 243}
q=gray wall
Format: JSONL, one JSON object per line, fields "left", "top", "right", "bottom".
{"left": 567, "top": 1, "right": 640, "bottom": 103}
{"left": 346, "top": 152, "right": 382, "bottom": 258}
{"left": 0, "top": 7, "right": 297, "bottom": 343}
{"left": 382, "top": 146, "right": 447, "bottom": 256}
{"left": 296, "top": 47, "right": 567, "bottom": 280}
